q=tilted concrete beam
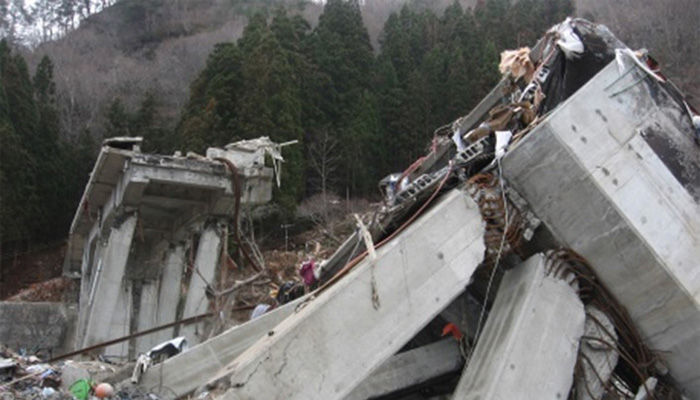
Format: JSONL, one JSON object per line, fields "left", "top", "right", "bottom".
{"left": 82, "top": 213, "right": 138, "bottom": 349}
{"left": 211, "top": 189, "right": 485, "bottom": 400}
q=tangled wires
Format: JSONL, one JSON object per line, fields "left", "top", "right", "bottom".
{"left": 466, "top": 172, "right": 524, "bottom": 266}
{"left": 545, "top": 249, "right": 682, "bottom": 400}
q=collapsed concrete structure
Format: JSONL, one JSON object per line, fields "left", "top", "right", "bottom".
{"left": 55, "top": 18, "right": 698, "bottom": 400}
{"left": 63, "top": 137, "right": 282, "bottom": 360}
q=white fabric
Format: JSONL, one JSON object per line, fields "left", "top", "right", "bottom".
{"left": 251, "top": 304, "right": 271, "bottom": 319}
{"left": 494, "top": 130, "right": 513, "bottom": 160}
{"left": 551, "top": 18, "right": 584, "bottom": 60}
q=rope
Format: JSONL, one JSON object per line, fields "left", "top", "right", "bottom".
{"left": 468, "top": 159, "right": 509, "bottom": 364}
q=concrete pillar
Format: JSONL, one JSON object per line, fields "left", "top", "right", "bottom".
{"left": 135, "top": 280, "right": 159, "bottom": 354}
{"left": 149, "top": 243, "right": 186, "bottom": 346}
{"left": 82, "top": 213, "right": 138, "bottom": 349}
{"left": 103, "top": 281, "right": 132, "bottom": 360}
{"left": 181, "top": 224, "right": 222, "bottom": 344}
{"left": 452, "top": 253, "right": 585, "bottom": 400}
{"left": 215, "top": 189, "right": 485, "bottom": 400}
{"left": 344, "top": 339, "right": 463, "bottom": 400}
{"left": 76, "top": 240, "right": 105, "bottom": 348}
{"left": 134, "top": 296, "right": 307, "bottom": 400}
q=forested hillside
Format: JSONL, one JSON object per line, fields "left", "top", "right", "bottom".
{"left": 1, "top": 0, "right": 696, "bottom": 258}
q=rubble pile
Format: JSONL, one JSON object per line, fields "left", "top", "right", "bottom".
{"left": 0, "top": 346, "right": 131, "bottom": 400}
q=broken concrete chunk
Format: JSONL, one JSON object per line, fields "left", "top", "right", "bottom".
{"left": 452, "top": 253, "right": 585, "bottom": 400}
{"left": 344, "top": 339, "right": 463, "bottom": 400}
{"left": 131, "top": 296, "right": 307, "bottom": 399}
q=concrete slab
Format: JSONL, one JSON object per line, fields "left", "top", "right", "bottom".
{"left": 213, "top": 189, "right": 485, "bottom": 400}
{"left": 452, "top": 253, "right": 585, "bottom": 400}
{"left": 502, "top": 61, "right": 700, "bottom": 396}
{"left": 344, "top": 339, "right": 462, "bottom": 400}
{"left": 134, "top": 296, "right": 306, "bottom": 399}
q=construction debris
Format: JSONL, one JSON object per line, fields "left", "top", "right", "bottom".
{"left": 4, "top": 17, "right": 697, "bottom": 400}
{"left": 0, "top": 345, "right": 126, "bottom": 400}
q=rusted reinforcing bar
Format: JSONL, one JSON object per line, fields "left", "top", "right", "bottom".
{"left": 48, "top": 305, "right": 255, "bottom": 362}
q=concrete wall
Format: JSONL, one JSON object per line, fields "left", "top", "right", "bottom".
{"left": 0, "top": 302, "right": 77, "bottom": 358}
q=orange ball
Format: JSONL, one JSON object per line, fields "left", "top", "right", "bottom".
{"left": 94, "top": 382, "right": 115, "bottom": 398}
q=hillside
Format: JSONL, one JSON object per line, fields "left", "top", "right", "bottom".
{"left": 22, "top": 0, "right": 479, "bottom": 141}
{"left": 21, "top": 0, "right": 698, "bottom": 145}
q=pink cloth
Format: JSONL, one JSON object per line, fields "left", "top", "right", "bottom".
{"left": 299, "top": 260, "right": 316, "bottom": 286}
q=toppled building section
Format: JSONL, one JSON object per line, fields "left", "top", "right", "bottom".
{"left": 499, "top": 28, "right": 700, "bottom": 395}
{"left": 63, "top": 137, "right": 280, "bottom": 360}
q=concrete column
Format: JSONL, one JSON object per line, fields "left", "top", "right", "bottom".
{"left": 344, "top": 339, "right": 463, "bottom": 400}
{"left": 78, "top": 242, "right": 92, "bottom": 306}
{"left": 76, "top": 240, "right": 106, "bottom": 348}
{"left": 149, "top": 243, "right": 186, "bottom": 346}
{"left": 452, "top": 253, "right": 585, "bottom": 400}
{"left": 103, "top": 281, "right": 132, "bottom": 360}
{"left": 181, "top": 223, "right": 222, "bottom": 344}
{"left": 81, "top": 213, "right": 138, "bottom": 350}
{"left": 135, "top": 280, "right": 159, "bottom": 354}
{"left": 215, "top": 189, "right": 485, "bottom": 400}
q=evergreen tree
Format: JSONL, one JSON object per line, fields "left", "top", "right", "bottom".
{"left": 236, "top": 13, "right": 304, "bottom": 214}
{"left": 0, "top": 39, "right": 39, "bottom": 244}
{"left": 309, "top": 0, "right": 382, "bottom": 196}
{"left": 134, "top": 92, "right": 173, "bottom": 154}
{"left": 32, "top": 55, "right": 70, "bottom": 239}
{"left": 105, "top": 97, "right": 131, "bottom": 137}
{"left": 376, "top": 7, "right": 437, "bottom": 171}
{"left": 177, "top": 42, "right": 242, "bottom": 153}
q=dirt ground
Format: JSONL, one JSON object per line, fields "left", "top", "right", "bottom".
{"left": 0, "top": 243, "right": 67, "bottom": 300}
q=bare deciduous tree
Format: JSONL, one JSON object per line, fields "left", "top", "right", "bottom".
{"left": 307, "top": 128, "right": 341, "bottom": 201}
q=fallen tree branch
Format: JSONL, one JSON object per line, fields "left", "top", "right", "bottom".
{"left": 216, "top": 271, "right": 265, "bottom": 297}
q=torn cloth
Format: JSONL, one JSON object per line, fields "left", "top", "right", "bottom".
{"left": 499, "top": 47, "right": 535, "bottom": 82}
